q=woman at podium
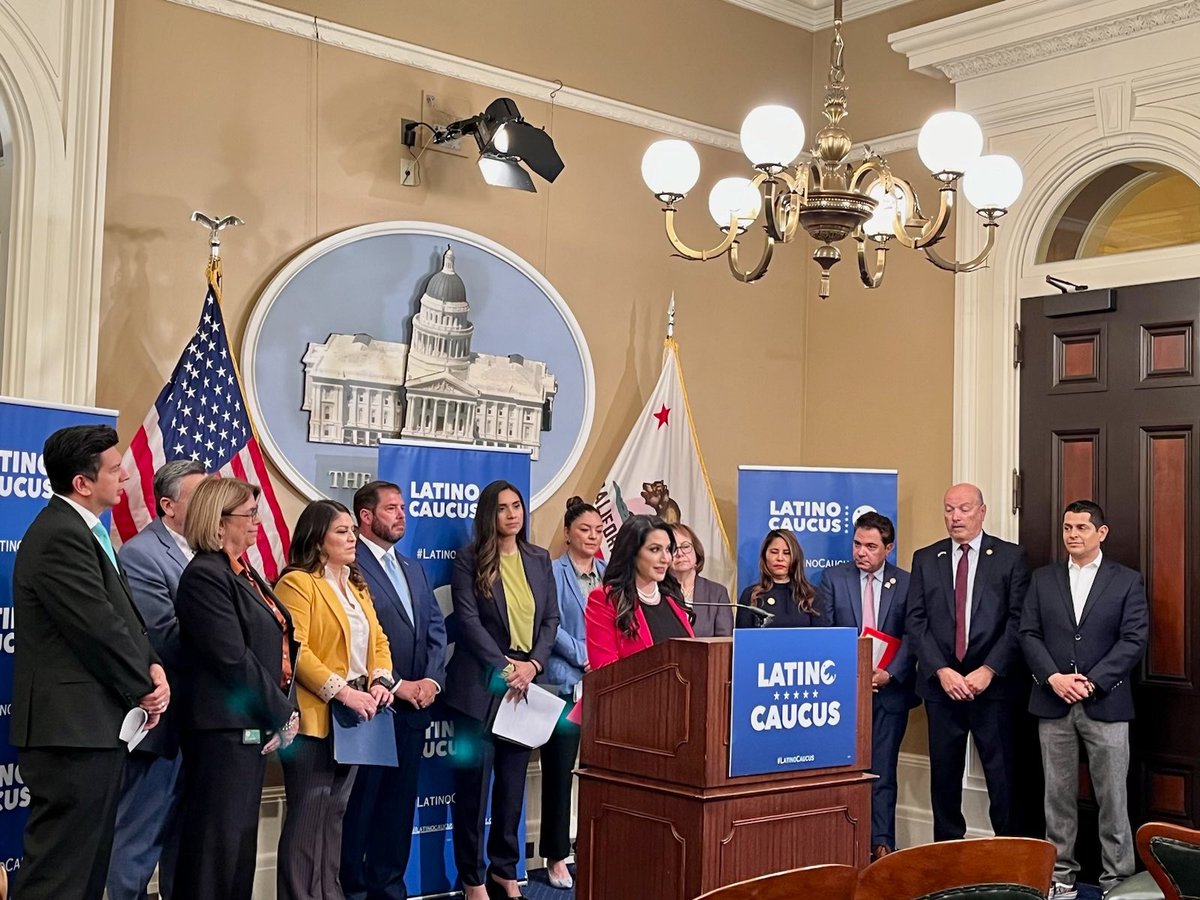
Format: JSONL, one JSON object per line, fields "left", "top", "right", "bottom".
{"left": 736, "top": 529, "right": 826, "bottom": 628}
{"left": 446, "top": 480, "right": 560, "bottom": 900}
{"left": 585, "top": 515, "right": 694, "bottom": 669}
{"left": 540, "top": 497, "right": 605, "bottom": 890}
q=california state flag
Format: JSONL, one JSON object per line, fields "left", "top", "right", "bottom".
{"left": 596, "top": 337, "right": 734, "bottom": 591}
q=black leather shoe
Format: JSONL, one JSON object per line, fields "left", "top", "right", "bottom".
{"left": 484, "top": 874, "right": 528, "bottom": 900}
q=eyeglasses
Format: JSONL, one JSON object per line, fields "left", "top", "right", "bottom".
{"left": 225, "top": 508, "right": 261, "bottom": 522}
{"left": 673, "top": 542, "right": 694, "bottom": 555}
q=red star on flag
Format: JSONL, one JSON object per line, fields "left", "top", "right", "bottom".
{"left": 653, "top": 404, "right": 671, "bottom": 428}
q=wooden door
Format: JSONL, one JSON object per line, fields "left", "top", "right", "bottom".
{"left": 1018, "top": 279, "right": 1200, "bottom": 876}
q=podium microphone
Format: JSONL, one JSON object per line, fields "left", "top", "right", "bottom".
{"left": 688, "top": 601, "right": 775, "bottom": 628}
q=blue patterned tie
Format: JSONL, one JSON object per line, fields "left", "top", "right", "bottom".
{"left": 91, "top": 522, "right": 119, "bottom": 571}
{"left": 382, "top": 551, "right": 416, "bottom": 625}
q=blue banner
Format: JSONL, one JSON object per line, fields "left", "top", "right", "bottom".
{"left": 736, "top": 466, "right": 898, "bottom": 593}
{"left": 0, "top": 397, "right": 118, "bottom": 877}
{"left": 376, "top": 439, "right": 531, "bottom": 898}
{"left": 729, "top": 627, "right": 859, "bottom": 777}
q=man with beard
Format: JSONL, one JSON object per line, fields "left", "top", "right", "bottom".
{"left": 341, "top": 481, "right": 447, "bottom": 900}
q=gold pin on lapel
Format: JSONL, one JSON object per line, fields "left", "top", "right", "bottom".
{"left": 986, "top": 548, "right": 994, "bottom": 556}
{"left": 767, "top": 597, "right": 776, "bottom": 606}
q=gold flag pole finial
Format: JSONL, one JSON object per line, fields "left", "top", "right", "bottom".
{"left": 191, "top": 211, "right": 245, "bottom": 286}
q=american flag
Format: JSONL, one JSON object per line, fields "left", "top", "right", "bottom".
{"left": 112, "top": 262, "right": 290, "bottom": 580}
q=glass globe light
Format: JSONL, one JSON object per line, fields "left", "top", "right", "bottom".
{"left": 707, "top": 177, "right": 762, "bottom": 231}
{"left": 917, "top": 111, "right": 984, "bottom": 176}
{"left": 640, "top": 140, "right": 701, "bottom": 198}
{"left": 862, "top": 181, "right": 909, "bottom": 240}
{"left": 739, "top": 105, "right": 806, "bottom": 168}
{"left": 963, "top": 154, "right": 1024, "bottom": 211}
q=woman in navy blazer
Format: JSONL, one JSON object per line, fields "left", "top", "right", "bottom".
{"left": 541, "top": 497, "right": 605, "bottom": 889}
{"left": 446, "top": 481, "right": 559, "bottom": 900}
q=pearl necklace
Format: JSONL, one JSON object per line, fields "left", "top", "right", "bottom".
{"left": 636, "top": 583, "right": 661, "bottom": 605}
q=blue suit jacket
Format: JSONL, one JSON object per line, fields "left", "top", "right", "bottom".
{"left": 906, "top": 532, "right": 1030, "bottom": 702}
{"left": 547, "top": 554, "right": 606, "bottom": 696}
{"left": 816, "top": 561, "right": 918, "bottom": 712}
{"left": 445, "top": 543, "right": 559, "bottom": 723}
{"left": 356, "top": 540, "right": 447, "bottom": 730}
{"left": 1019, "top": 556, "right": 1148, "bottom": 722}
{"left": 118, "top": 516, "right": 190, "bottom": 756}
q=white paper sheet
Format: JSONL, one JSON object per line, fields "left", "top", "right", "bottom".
{"left": 120, "top": 707, "right": 150, "bottom": 752}
{"left": 491, "top": 682, "right": 566, "bottom": 749}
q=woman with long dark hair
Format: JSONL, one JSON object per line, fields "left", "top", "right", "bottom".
{"left": 272, "top": 499, "right": 394, "bottom": 900}
{"left": 540, "top": 497, "right": 605, "bottom": 889}
{"left": 445, "top": 480, "right": 559, "bottom": 900}
{"left": 736, "top": 528, "right": 825, "bottom": 628}
{"left": 585, "top": 515, "right": 694, "bottom": 669}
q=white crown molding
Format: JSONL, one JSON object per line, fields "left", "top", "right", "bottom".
{"left": 891, "top": 0, "right": 1200, "bottom": 83}
{"left": 722, "top": 0, "right": 917, "bottom": 32}
{"left": 165, "top": 0, "right": 920, "bottom": 161}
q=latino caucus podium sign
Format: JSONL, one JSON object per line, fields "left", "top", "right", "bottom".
{"left": 376, "top": 439, "right": 531, "bottom": 898}
{"left": 729, "top": 627, "right": 859, "bottom": 777}
{"left": 0, "top": 397, "right": 119, "bottom": 874}
{"left": 737, "top": 465, "right": 898, "bottom": 592}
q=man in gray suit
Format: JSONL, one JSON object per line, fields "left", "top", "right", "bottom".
{"left": 816, "top": 512, "right": 917, "bottom": 861}
{"left": 107, "top": 460, "right": 206, "bottom": 900}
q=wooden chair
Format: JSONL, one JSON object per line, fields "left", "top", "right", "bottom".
{"left": 692, "top": 864, "right": 858, "bottom": 900}
{"left": 1107, "top": 821, "right": 1200, "bottom": 900}
{"left": 856, "top": 837, "right": 1056, "bottom": 900}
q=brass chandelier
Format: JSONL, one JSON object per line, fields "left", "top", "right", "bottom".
{"left": 639, "top": 0, "right": 1023, "bottom": 299}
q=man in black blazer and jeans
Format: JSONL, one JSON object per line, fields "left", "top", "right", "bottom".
{"left": 1019, "top": 501, "right": 1147, "bottom": 899}
{"left": 11, "top": 425, "right": 167, "bottom": 900}
{"left": 907, "top": 483, "right": 1030, "bottom": 841}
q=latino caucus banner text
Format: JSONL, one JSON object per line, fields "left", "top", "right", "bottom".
{"left": 0, "top": 397, "right": 119, "bottom": 875}
{"left": 737, "top": 466, "right": 898, "bottom": 593}
{"left": 377, "top": 439, "right": 531, "bottom": 898}
{"left": 729, "top": 627, "right": 859, "bottom": 777}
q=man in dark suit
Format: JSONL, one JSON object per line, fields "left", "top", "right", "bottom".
{"left": 906, "top": 482, "right": 1030, "bottom": 841}
{"left": 1019, "top": 501, "right": 1147, "bottom": 899}
{"left": 817, "top": 511, "right": 917, "bottom": 861}
{"left": 107, "top": 459, "right": 206, "bottom": 900}
{"left": 11, "top": 424, "right": 168, "bottom": 900}
{"left": 342, "top": 480, "right": 448, "bottom": 900}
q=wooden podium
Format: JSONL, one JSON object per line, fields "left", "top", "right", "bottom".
{"left": 575, "top": 635, "right": 874, "bottom": 900}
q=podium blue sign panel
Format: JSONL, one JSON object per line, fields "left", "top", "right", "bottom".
{"left": 737, "top": 466, "right": 898, "bottom": 594}
{"left": 729, "top": 627, "right": 859, "bottom": 777}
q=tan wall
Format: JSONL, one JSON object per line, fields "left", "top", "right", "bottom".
{"left": 100, "top": 0, "right": 814, "bottom": 550}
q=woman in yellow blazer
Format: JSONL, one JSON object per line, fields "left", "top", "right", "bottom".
{"left": 273, "top": 499, "right": 394, "bottom": 900}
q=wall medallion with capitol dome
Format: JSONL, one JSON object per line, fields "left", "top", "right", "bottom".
{"left": 242, "top": 221, "right": 595, "bottom": 510}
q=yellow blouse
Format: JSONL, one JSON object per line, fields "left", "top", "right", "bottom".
{"left": 499, "top": 551, "right": 535, "bottom": 652}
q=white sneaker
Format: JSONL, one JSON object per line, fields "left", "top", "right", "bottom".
{"left": 1049, "top": 884, "right": 1078, "bottom": 900}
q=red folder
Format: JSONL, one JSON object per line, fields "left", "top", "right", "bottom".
{"left": 862, "top": 626, "right": 901, "bottom": 670}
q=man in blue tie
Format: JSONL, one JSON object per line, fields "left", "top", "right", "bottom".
{"left": 342, "top": 480, "right": 447, "bottom": 900}
{"left": 11, "top": 424, "right": 168, "bottom": 900}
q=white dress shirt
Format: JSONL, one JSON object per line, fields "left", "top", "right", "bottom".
{"left": 325, "top": 564, "right": 370, "bottom": 681}
{"left": 1068, "top": 550, "right": 1103, "bottom": 624}
{"left": 165, "top": 521, "right": 195, "bottom": 562}
{"left": 60, "top": 493, "right": 102, "bottom": 532}
{"left": 950, "top": 531, "right": 984, "bottom": 648}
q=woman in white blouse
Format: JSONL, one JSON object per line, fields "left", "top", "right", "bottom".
{"left": 273, "top": 499, "right": 394, "bottom": 900}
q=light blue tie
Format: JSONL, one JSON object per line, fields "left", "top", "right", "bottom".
{"left": 91, "top": 522, "right": 119, "bottom": 571}
{"left": 382, "top": 551, "right": 416, "bottom": 626}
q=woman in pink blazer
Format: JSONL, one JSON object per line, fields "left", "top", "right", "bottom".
{"left": 586, "top": 515, "right": 694, "bottom": 668}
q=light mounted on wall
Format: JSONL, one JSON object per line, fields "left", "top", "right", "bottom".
{"left": 639, "top": 0, "right": 1023, "bottom": 299}
{"left": 404, "top": 97, "right": 565, "bottom": 193}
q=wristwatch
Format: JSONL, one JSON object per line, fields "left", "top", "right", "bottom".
{"left": 371, "top": 674, "right": 397, "bottom": 691}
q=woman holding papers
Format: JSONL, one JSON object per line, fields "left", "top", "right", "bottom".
{"left": 585, "top": 515, "right": 694, "bottom": 669}
{"left": 446, "top": 480, "right": 560, "bottom": 900}
{"left": 736, "top": 529, "right": 826, "bottom": 628}
{"left": 273, "top": 499, "right": 394, "bottom": 900}
{"left": 174, "top": 477, "right": 300, "bottom": 900}
{"left": 668, "top": 522, "right": 733, "bottom": 637}
{"left": 541, "top": 497, "right": 605, "bottom": 889}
